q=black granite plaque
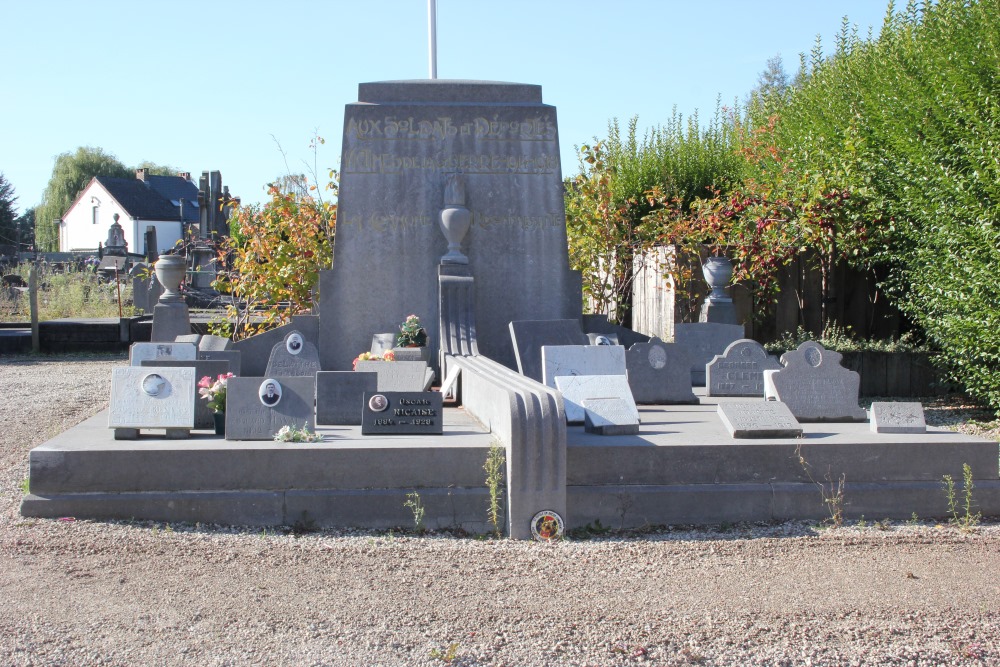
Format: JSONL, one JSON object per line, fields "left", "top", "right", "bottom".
{"left": 361, "top": 392, "right": 443, "bottom": 435}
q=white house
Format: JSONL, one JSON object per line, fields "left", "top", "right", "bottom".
{"left": 58, "top": 169, "right": 201, "bottom": 255}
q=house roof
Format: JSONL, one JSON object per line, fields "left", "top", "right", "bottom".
{"left": 144, "top": 175, "right": 200, "bottom": 223}
{"left": 93, "top": 176, "right": 182, "bottom": 221}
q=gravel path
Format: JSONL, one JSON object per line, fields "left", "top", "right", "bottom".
{"left": 1, "top": 354, "right": 999, "bottom": 666}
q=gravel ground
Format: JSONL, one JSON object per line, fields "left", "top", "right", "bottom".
{"left": 1, "top": 353, "right": 999, "bottom": 667}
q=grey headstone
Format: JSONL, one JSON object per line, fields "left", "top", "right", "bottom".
{"left": 674, "top": 322, "right": 744, "bottom": 386}
{"left": 130, "top": 342, "right": 197, "bottom": 366}
{"left": 319, "top": 81, "right": 582, "bottom": 375}
{"left": 510, "top": 320, "right": 589, "bottom": 382}
{"left": 199, "top": 335, "right": 232, "bottom": 351}
{"left": 582, "top": 397, "right": 640, "bottom": 436}
{"left": 361, "top": 391, "right": 444, "bottom": 435}
{"left": 231, "top": 315, "right": 319, "bottom": 377}
{"left": 315, "top": 371, "right": 377, "bottom": 425}
{"left": 199, "top": 350, "right": 242, "bottom": 376}
{"left": 131, "top": 267, "right": 149, "bottom": 313}
{"left": 264, "top": 330, "right": 321, "bottom": 377}
{"left": 355, "top": 360, "right": 428, "bottom": 392}
{"left": 175, "top": 334, "right": 202, "bottom": 346}
{"left": 141, "top": 359, "right": 230, "bottom": 429}
{"left": 391, "top": 346, "right": 430, "bottom": 362}
{"left": 717, "top": 400, "right": 803, "bottom": 438}
{"left": 706, "top": 339, "right": 781, "bottom": 397}
{"left": 370, "top": 333, "right": 397, "bottom": 355}
{"left": 541, "top": 345, "right": 626, "bottom": 389}
{"left": 225, "top": 376, "right": 316, "bottom": 440}
{"left": 763, "top": 342, "right": 868, "bottom": 422}
{"left": 870, "top": 401, "right": 927, "bottom": 434}
{"left": 150, "top": 302, "right": 191, "bottom": 342}
{"left": 625, "top": 337, "right": 697, "bottom": 404}
{"left": 554, "top": 374, "right": 636, "bottom": 424}
{"left": 109, "top": 367, "right": 195, "bottom": 430}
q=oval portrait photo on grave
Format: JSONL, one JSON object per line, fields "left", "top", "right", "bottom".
{"left": 259, "top": 379, "right": 282, "bottom": 407}
{"left": 141, "top": 373, "right": 167, "bottom": 397}
{"left": 530, "top": 510, "right": 565, "bottom": 542}
{"left": 368, "top": 394, "right": 389, "bottom": 412}
{"left": 286, "top": 332, "right": 304, "bottom": 356}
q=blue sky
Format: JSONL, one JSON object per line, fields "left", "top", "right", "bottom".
{"left": 1, "top": 0, "right": 891, "bottom": 217}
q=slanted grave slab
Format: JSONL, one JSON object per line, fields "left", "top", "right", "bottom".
{"left": 870, "top": 401, "right": 927, "bottom": 434}
{"left": 717, "top": 400, "right": 803, "bottom": 438}
{"left": 583, "top": 397, "right": 640, "bottom": 436}
{"left": 674, "top": 322, "right": 743, "bottom": 386}
{"left": 625, "top": 337, "right": 697, "bottom": 404}
{"left": 706, "top": 339, "right": 781, "bottom": 397}
{"left": 225, "top": 376, "right": 316, "bottom": 441}
{"left": 763, "top": 342, "right": 868, "bottom": 422}
{"left": 109, "top": 367, "right": 195, "bottom": 438}
{"left": 541, "top": 345, "right": 626, "bottom": 389}
{"left": 264, "top": 330, "right": 321, "bottom": 377}
{"left": 315, "top": 371, "right": 377, "bottom": 425}
{"left": 129, "top": 342, "right": 197, "bottom": 366}
{"left": 554, "top": 374, "right": 636, "bottom": 424}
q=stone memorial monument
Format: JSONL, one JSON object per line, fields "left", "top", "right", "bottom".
{"left": 763, "top": 341, "right": 868, "bottom": 422}
{"left": 109, "top": 367, "right": 196, "bottom": 439}
{"left": 706, "top": 339, "right": 781, "bottom": 397}
{"left": 624, "top": 337, "right": 697, "bottom": 404}
{"left": 554, "top": 374, "right": 637, "bottom": 424}
{"left": 264, "top": 331, "right": 322, "bottom": 377}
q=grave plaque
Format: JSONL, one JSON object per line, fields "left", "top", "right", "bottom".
{"left": 225, "top": 376, "right": 316, "bottom": 440}
{"left": 541, "top": 345, "right": 626, "bottom": 389}
{"left": 109, "top": 367, "right": 196, "bottom": 433}
{"left": 717, "top": 400, "right": 803, "bottom": 438}
{"left": 870, "top": 401, "right": 927, "bottom": 434}
{"left": 554, "top": 374, "right": 637, "bottom": 424}
{"left": 674, "top": 322, "right": 743, "bottom": 386}
{"left": 316, "top": 371, "right": 377, "bottom": 425}
{"left": 140, "top": 359, "right": 230, "bottom": 429}
{"left": 583, "top": 397, "right": 640, "bottom": 436}
{"left": 625, "top": 337, "right": 697, "bottom": 404}
{"left": 706, "top": 339, "right": 781, "bottom": 397}
{"left": 264, "top": 330, "right": 322, "bottom": 377}
{"left": 361, "top": 391, "right": 444, "bottom": 435}
{"left": 354, "top": 360, "right": 428, "bottom": 392}
{"left": 129, "top": 342, "right": 197, "bottom": 366}
{"left": 510, "top": 320, "right": 590, "bottom": 382}
{"left": 763, "top": 342, "right": 868, "bottom": 422}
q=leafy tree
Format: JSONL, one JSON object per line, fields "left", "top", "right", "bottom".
{"left": 0, "top": 172, "right": 17, "bottom": 248}
{"left": 16, "top": 207, "right": 35, "bottom": 251}
{"left": 34, "top": 147, "right": 132, "bottom": 251}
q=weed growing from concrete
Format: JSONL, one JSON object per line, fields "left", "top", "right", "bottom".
{"left": 796, "top": 444, "right": 845, "bottom": 527}
{"left": 943, "top": 463, "right": 981, "bottom": 532}
{"left": 483, "top": 441, "right": 505, "bottom": 538}
{"left": 404, "top": 491, "right": 426, "bottom": 533}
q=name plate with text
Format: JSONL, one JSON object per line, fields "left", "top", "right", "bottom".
{"left": 361, "top": 392, "right": 443, "bottom": 435}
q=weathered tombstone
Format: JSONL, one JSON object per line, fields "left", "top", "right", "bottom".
{"left": 510, "top": 320, "right": 589, "bottom": 382}
{"left": 717, "top": 400, "right": 803, "bottom": 438}
{"left": 129, "top": 342, "right": 197, "bottom": 366}
{"left": 264, "top": 330, "right": 321, "bottom": 377}
{"left": 706, "top": 339, "right": 781, "bottom": 397}
{"left": 870, "top": 401, "right": 927, "bottom": 434}
{"left": 354, "top": 360, "right": 428, "bottom": 392}
{"left": 109, "top": 367, "right": 195, "bottom": 439}
{"left": 554, "top": 374, "right": 637, "bottom": 424}
{"left": 763, "top": 342, "right": 868, "bottom": 422}
{"left": 199, "top": 350, "right": 242, "bottom": 376}
{"left": 361, "top": 391, "right": 444, "bottom": 435}
{"left": 225, "top": 376, "right": 316, "bottom": 440}
{"left": 141, "top": 359, "right": 230, "bottom": 429}
{"left": 315, "top": 371, "right": 377, "bottom": 425}
{"left": 625, "top": 337, "right": 697, "bottom": 404}
{"left": 391, "top": 347, "right": 430, "bottom": 362}
{"left": 319, "top": 81, "right": 582, "bottom": 375}
{"left": 582, "top": 397, "right": 640, "bottom": 436}
{"left": 129, "top": 263, "right": 149, "bottom": 313}
{"left": 541, "top": 345, "right": 626, "bottom": 389}
{"left": 674, "top": 322, "right": 744, "bottom": 386}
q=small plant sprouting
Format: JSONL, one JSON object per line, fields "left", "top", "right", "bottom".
{"left": 404, "top": 491, "right": 426, "bottom": 533}
{"left": 19, "top": 478, "right": 29, "bottom": 495}
{"left": 943, "top": 463, "right": 981, "bottom": 532}
{"left": 856, "top": 515, "right": 867, "bottom": 529}
{"left": 906, "top": 512, "right": 920, "bottom": 526}
{"left": 484, "top": 441, "right": 506, "bottom": 538}
{"left": 796, "top": 444, "right": 845, "bottom": 527}
{"left": 430, "top": 642, "right": 459, "bottom": 664}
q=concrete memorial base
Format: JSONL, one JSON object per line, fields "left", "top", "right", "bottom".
{"left": 22, "top": 390, "right": 1000, "bottom": 531}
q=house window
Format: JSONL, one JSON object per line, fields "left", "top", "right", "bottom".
{"left": 92, "top": 205, "right": 99, "bottom": 225}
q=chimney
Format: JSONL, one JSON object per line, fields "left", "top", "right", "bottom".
{"left": 136, "top": 168, "right": 149, "bottom": 181}
{"left": 177, "top": 171, "right": 191, "bottom": 181}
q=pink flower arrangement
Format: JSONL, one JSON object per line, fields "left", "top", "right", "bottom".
{"left": 198, "top": 372, "right": 234, "bottom": 413}
{"left": 352, "top": 349, "right": 395, "bottom": 371}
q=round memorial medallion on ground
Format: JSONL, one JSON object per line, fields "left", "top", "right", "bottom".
{"left": 530, "top": 510, "right": 565, "bottom": 541}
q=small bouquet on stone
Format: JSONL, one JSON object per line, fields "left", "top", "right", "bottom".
{"left": 396, "top": 314, "right": 428, "bottom": 347}
{"left": 273, "top": 424, "right": 324, "bottom": 443}
{"left": 352, "top": 349, "right": 395, "bottom": 370}
{"left": 198, "top": 372, "right": 234, "bottom": 413}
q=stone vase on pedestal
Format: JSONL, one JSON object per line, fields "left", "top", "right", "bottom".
{"left": 439, "top": 173, "right": 470, "bottom": 265}
{"left": 702, "top": 255, "right": 734, "bottom": 302}
{"left": 154, "top": 255, "right": 186, "bottom": 304}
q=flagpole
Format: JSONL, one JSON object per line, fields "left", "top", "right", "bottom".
{"left": 428, "top": 0, "right": 438, "bottom": 79}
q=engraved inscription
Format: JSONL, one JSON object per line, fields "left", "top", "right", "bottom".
{"left": 347, "top": 115, "right": 556, "bottom": 142}
{"left": 343, "top": 148, "right": 558, "bottom": 175}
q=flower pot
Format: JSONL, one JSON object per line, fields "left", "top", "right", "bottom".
{"left": 213, "top": 411, "right": 226, "bottom": 436}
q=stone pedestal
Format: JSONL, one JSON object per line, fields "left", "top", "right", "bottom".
{"left": 151, "top": 302, "right": 191, "bottom": 342}
{"left": 699, "top": 255, "right": 737, "bottom": 324}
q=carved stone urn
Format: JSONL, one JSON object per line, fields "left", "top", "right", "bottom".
{"left": 154, "top": 255, "right": 186, "bottom": 304}
{"left": 702, "top": 255, "right": 734, "bottom": 302}
{"left": 439, "top": 173, "right": 470, "bottom": 265}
